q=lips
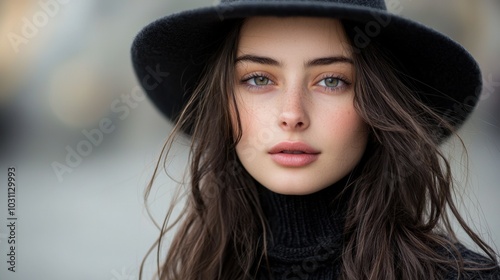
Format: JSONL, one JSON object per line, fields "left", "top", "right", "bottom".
{"left": 269, "top": 142, "right": 320, "bottom": 154}
{"left": 269, "top": 142, "right": 320, "bottom": 167}
{"left": 281, "top": 150, "right": 306, "bottom": 154}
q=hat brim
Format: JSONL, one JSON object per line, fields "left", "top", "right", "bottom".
{"left": 131, "top": 2, "right": 481, "bottom": 137}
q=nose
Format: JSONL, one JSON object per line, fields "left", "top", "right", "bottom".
{"left": 278, "top": 86, "right": 310, "bottom": 131}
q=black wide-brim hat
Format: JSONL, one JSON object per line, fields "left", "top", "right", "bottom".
{"left": 131, "top": 0, "right": 482, "bottom": 137}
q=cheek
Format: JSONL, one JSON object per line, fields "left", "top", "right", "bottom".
{"left": 234, "top": 99, "right": 251, "bottom": 140}
{"left": 231, "top": 95, "right": 262, "bottom": 140}
{"left": 323, "top": 106, "right": 368, "bottom": 150}
{"left": 234, "top": 97, "right": 258, "bottom": 152}
{"left": 234, "top": 98, "right": 280, "bottom": 162}
{"left": 236, "top": 96, "right": 273, "bottom": 140}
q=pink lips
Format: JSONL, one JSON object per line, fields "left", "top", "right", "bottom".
{"left": 268, "top": 142, "right": 320, "bottom": 167}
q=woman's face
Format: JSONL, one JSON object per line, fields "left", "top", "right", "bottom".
{"left": 234, "top": 17, "right": 369, "bottom": 195}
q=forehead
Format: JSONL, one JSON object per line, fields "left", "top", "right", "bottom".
{"left": 237, "top": 16, "right": 352, "bottom": 58}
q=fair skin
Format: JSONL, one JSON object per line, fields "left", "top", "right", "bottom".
{"left": 234, "top": 17, "right": 369, "bottom": 195}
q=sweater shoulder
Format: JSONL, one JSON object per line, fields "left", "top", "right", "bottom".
{"left": 444, "top": 243, "right": 500, "bottom": 280}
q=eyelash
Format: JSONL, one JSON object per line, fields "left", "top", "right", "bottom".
{"left": 240, "top": 73, "right": 352, "bottom": 92}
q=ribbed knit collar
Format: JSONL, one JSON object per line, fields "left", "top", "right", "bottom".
{"left": 256, "top": 175, "right": 352, "bottom": 261}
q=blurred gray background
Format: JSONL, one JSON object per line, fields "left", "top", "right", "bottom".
{"left": 0, "top": 1, "right": 499, "bottom": 279}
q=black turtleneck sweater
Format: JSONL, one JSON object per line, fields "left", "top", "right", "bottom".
{"left": 255, "top": 178, "right": 348, "bottom": 279}
{"left": 254, "top": 179, "right": 500, "bottom": 280}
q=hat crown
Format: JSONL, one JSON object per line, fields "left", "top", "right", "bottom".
{"left": 220, "top": 0, "right": 386, "bottom": 10}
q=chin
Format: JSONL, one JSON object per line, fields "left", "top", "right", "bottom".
{"left": 261, "top": 179, "right": 331, "bottom": 195}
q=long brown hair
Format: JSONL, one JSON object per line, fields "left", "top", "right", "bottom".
{"left": 140, "top": 18, "right": 498, "bottom": 280}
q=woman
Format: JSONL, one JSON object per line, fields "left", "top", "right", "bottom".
{"left": 132, "top": 0, "right": 500, "bottom": 279}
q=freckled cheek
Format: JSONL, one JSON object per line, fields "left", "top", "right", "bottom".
{"left": 237, "top": 97, "right": 275, "bottom": 137}
{"left": 235, "top": 103, "right": 271, "bottom": 163}
{"left": 234, "top": 100, "right": 261, "bottom": 146}
{"left": 237, "top": 99, "right": 252, "bottom": 127}
{"left": 322, "top": 107, "right": 368, "bottom": 149}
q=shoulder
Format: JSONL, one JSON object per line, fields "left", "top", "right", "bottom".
{"left": 443, "top": 243, "right": 500, "bottom": 280}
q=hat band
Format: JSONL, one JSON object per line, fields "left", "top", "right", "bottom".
{"left": 220, "top": 0, "right": 387, "bottom": 10}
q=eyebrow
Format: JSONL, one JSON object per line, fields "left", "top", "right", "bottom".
{"left": 235, "top": 55, "right": 280, "bottom": 66}
{"left": 234, "top": 54, "right": 354, "bottom": 67}
{"left": 307, "top": 56, "right": 354, "bottom": 66}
